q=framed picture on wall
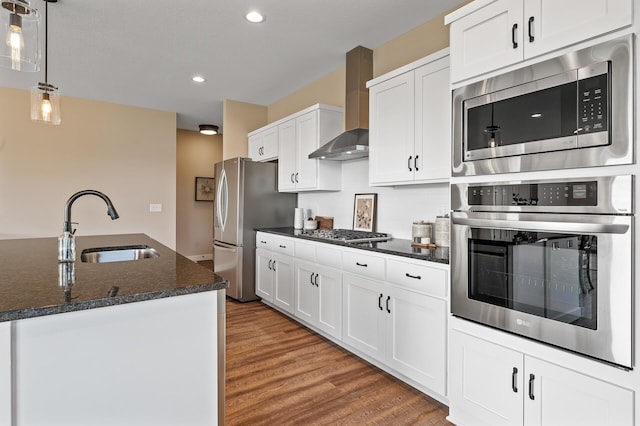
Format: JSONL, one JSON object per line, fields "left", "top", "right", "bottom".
{"left": 352, "top": 193, "right": 377, "bottom": 232}
{"left": 195, "top": 177, "right": 215, "bottom": 202}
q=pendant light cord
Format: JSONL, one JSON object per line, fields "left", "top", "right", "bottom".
{"left": 44, "top": 0, "right": 48, "bottom": 84}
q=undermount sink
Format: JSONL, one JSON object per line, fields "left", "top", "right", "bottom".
{"left": 80, "top": 245, "right": 160, "bottom": 263}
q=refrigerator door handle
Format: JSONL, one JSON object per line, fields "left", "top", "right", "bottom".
{"left": 213, "top": 241, "right": 236, "bottom": 252}
{"left": 216, "top": 169, "right": 228, "bottom": 232}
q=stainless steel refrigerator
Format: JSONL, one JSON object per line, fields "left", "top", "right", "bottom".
{"left": 214, "top": 157, "right": 297, "bottom": 302}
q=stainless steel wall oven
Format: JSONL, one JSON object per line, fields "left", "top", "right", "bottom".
{"left": 452, "top": 35, "right": 633, "bottom": 176}
{"left": 451, "top": 176, "right": 633, "bottom": 368}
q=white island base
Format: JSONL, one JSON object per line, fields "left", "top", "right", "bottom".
{"left": 1, "top": 290, "right": 225, "bottom": 426}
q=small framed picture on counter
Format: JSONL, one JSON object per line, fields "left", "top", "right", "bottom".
{"left": 353, "top": 193, "right": 377, "bottom": 232}
{"left": 195, "top": 177, "right": 215, "bottom": 202}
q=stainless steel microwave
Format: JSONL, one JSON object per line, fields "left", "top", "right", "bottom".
{"left": 452, "top": 35, "right": 633, "bottom": 176}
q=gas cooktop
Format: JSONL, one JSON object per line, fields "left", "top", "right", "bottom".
{"left": 302, "top": 228, "right": 391, "bottom": 243}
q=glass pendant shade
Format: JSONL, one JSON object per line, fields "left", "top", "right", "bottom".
{"left": 31, "top": 82, "right": 61, "bottom": 124}
{"left": 0, "top": 0, "right": 39, "bottom": 72}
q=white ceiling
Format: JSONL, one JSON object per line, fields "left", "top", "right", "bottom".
{"left": 0, "top": 0, "right": 464, "bottom": 133}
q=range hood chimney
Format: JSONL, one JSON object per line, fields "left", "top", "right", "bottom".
{"left": 309, "top": 46, "right": 373, "bottom": 160}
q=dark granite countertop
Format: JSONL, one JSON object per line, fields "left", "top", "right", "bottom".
{"left": 0, "top": 233, "right": 227, "bottom": 322}
{"left": 257, "top": 227, "right": 449, "bottom": 265}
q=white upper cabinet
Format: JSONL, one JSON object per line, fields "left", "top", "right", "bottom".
{"left": 276, "top": 104, "right": 343, "bottom": 192}
{"left": 368, "top": 50, "right": 450, "bottom": 186}
{"left": 248, "top": 126, "right": 278, "bottom": 162}
{"left": 446, "top": 0, "right": 632, "bottom": 83}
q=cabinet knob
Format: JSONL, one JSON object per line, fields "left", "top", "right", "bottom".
{"left": 528, "top": 16, "right": 535, "bottom": 42}
{"left": 356, "top": 262, "right": 368, "bottom": 267}
{"left": 512, "top": 23, "right": 518, "bottom": 49}
{"left": 408, "top": 155, "right": 413, "bottom": 172}
{"left": 378, "top": 293, "right": 383, "bottom": 311}
{"left": 414, "top": 155, "right": 419, "bottom": 171}
{"left": 295, "top": 172, "right": 299, "bottom": 183}
{"left": 511, "top": 367, "right": 518, "bottom": 393}
{"left": 405, "top": 273, "right": 421, "bottom": 280}
{"left": 290, "top": 173, "right": 295, "bottom": 183}
{"left": 528, "top": 374, "right": 535, "bottom": 400}
{"left": 386, "top": 296, "right": 391, "bottom": 314}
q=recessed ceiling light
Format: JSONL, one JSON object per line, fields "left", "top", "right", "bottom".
{"left": 531, "top": 113, "right": 542, "bottom": 118}
{"left": 192, "top": 75, "right": 206, "bottom": 83}
{"left": 245, "top": 11, "right": 265, "bottom": 23}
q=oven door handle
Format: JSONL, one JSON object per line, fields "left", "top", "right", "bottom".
{"left": 451, "top": 214, "right": 630, "bottom": 235}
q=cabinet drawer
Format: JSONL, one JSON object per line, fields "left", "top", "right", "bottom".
{"left": 387, "top": 258, "right": 447, "bottom": 299}
{"left": 272, "top": 237, "right": 294, "bottom": 256}
{"left": 342, "top": 250, "right": 385, "bottom": 280}
{"left": 317, "top": 245, "right": 341, "bottom": 266}
{"left": 295, "top": 241, "right": 316, "bottom": 262}
{"left": 256, "top": 232, "right": 274, "bottom": 250}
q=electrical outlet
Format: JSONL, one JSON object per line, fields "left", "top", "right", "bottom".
{"left": 149, "top": 203, "right": 162, "bottom": 213}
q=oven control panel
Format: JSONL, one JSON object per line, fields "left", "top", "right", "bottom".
{"left": 468, "top": 181, "right": 598, "bottom": 206}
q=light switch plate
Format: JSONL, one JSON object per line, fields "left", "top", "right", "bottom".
{"left": 149, "top": 203, "right": 162, "bottom": 213}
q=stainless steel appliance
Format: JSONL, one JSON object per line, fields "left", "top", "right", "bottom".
{"left": 214, "top": 158, "right": 297, "bottom": 302}
{"left": 452, "top": 35, "right": 632, "bottom": 176}
{"left": 451, "top": 175, "right": 633, "bottom": 368}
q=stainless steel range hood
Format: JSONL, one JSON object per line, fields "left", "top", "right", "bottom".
{"left": 309, "top": 46, "right": 373, "bottom": 160}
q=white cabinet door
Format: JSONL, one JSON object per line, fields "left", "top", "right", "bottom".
{"left": 261, "top": 126, "right": 279, "bottom": 160}
{"left": 524, "top": 357, "right": 634, "bottom": 426}
{"left": 449, "top": 330, "right": 524, "bottom": 426}
{"left": 369, "top": 71, "right": 415, "bottom": 185}
{"left": 248, "top": 133, "right": 262, "bottom": 161}
{"left": 294, "top": 261, "right": 316, "bottom": 324}
{"left": 277, "top": 119, "right": 297, "bottom": 192}
{"left": 414, "top": 58, "right": 450, "bottom": 183}
{"left": 342, "top": 273, "right": 386, "bottom": 361}
{"left": 272, "top": 252, "right": 294, "bottom": 314}
{"left": 449, "top": 0, "right": 524, "bottom": 83}
{"left": 524, "top": 0, "right": 632, "bottom": 59}
{"left": 316, "top": 264, "right": 342, "bottom": 339}
{"left": 448, "top": 0, "right": 632, "bottom": 83}
{"left": 295, "top": 111, "right": 319, "bottom": 190}
{"left": 386, "top": 286, "right": 447, "bottom": 396}
{"left": 255, "top": 248, "right": 274, "bottom": 301}
{"left": 248, "top": 126, "right": 279, "bottom": 162}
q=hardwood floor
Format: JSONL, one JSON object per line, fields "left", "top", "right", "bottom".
{"left": 224, "top": 298, "right": 451, "bottom": 425}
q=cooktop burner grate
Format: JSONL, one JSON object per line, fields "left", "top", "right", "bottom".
{"left": 303, "top": 228, "right": 390, "bottom": 243}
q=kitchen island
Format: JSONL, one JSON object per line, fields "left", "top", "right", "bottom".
{"left": 0, "top": 234, "right": 227, "bottom": 426}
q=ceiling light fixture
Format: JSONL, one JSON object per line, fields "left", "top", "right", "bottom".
{"left": 245, "top": 11, "right": 264, "bottom": 23}
{"left": 199, "top": 124, "right": 218, "bottom": 135}
{"left": 30, "top": 0, "right": 60, "bottom": 125}
{"left": 0, "top": 0, "right": 39, "bottom": 71}
{"left": 192, "top": 75, "right": 206, "bottom": 83}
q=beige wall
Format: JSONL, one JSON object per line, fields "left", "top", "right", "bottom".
{"left": 222, "top": 100, "right": 267, "bottom": 160}
{"left": 0, "top": 87, "right": 178, "bottom": 249}
{"left": 176, "top": 129, "right": 223, "bottom": 259}
{"left": 264, "top": 3, "right": 470, "bottom": 122}
{"left": 267, "top": 68, "right": 346, "bottom": 123}
{"left": 373, "top": 13, "right": 450, "bottom": 77}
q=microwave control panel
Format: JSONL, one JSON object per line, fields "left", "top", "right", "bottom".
{"left": 468, "top": 181, "right": 598, "bottom": 207}
{"left": 579, "top": 72, "right": 609, "bottom": 134}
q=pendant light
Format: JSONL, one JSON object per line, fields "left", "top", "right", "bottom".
{"left": 30, "top": 0, "right": 59, "bottom": 125}
{"left": 0, "top": 0, "right": 39, "bottom": 71}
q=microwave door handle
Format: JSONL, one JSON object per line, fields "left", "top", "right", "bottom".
{"left": 451, "top": 215, "right": 629, "bottom": 235}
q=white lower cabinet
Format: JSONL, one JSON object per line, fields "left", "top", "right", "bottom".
{"left": 255, "top": 240, "right": 295, "bottom": 314}
{"left": 449, "top": 330, "right": 634, "bottom": 426}
{"left": 294, "top": 260, "right": 342, "bottom": 339}
{"left": 257, "top": 233, "right": 448, "bottom": 401}
{"left": 342, "top": 272, "right": 447, "bottom": 395}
